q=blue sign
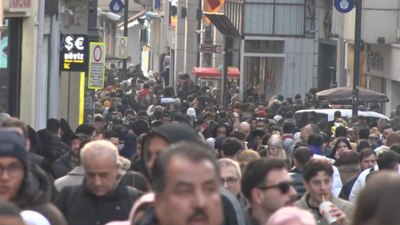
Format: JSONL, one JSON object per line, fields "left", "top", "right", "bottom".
{"left": 155, "top": 0, "right": 161, "bottom": 10}
{"left": 109, "top": 0, "right": 124, "bottom": 13}
{"left": 334, "top": 0, "right": 355, "bottom": 13}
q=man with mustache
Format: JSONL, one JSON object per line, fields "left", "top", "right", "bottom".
{"left": 242, "top": 158, "right": 298, "bottom": 225}
{"left": 152, "top": 142, "right": 223, "bottom": 225}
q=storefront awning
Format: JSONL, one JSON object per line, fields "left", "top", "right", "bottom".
{"left": 203, "top": 12, "right": 241, "bottom": 37}
{"left": 192, "top": 67, "right": 240, "bottom": 79}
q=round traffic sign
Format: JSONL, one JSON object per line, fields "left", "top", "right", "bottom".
{"left": 119, "top": 37, "right": 126, "bottom": 46}
{"left": 93, "top": 45, "right": 103, "bottom": 62}
{"left": 109, "top": 0, "right": 124, "bottom": 13}
{"left": 334, "top": 0, "right": 355, "bottom": 13}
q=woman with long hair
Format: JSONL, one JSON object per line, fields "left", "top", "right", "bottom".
{"left": 329, "top": 137, "right": 352, "bottom": 160}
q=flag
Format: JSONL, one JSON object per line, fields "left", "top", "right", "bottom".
{"left": 204, "top": 0, "right": 225, "bottom": 24}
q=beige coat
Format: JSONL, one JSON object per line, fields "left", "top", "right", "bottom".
{"left": 295, "top": 193, "right": 354, "bottom": 225}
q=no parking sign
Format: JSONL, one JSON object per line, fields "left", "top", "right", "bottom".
{"left": 117, "top": 36, "right": 128, "bottom": 59}
{"left": 88, "top": 42, "right": 106, "bottom": 89}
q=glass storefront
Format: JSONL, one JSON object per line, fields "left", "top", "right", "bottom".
{"left": 0, "top": 19, "right": 9, "bottom": 112}
{"left": 0, "top": 17, "right": 22, "bottom": 116}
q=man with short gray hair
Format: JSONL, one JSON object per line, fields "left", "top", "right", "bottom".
{"left": 55, "top": 140, "right": 142, "bottom": 225}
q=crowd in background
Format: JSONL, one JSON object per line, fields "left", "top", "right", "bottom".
{"left": 2, "top": 67, "right": 400, "bottom": 225}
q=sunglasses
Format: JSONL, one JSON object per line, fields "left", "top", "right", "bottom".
{"left": 257, "top": 181, "right": 294, "bottom": 194}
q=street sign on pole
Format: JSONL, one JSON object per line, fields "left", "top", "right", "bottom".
{"left": 198, "top": 44, "right": 222, "bottom": 54}
{"left": 109, "top": 0, "right": 124, "bottom": 13}
{"left": 88, "top": 42, "right": 106, "bottom": 89}
{"left": 117, "top": 36, "right": 128, "bottom": 59}
{"left": 334, "top": 0, "right": 355, "bottom": 13}
{"left": 352, "top": 0, "right": 362, "bottom": 119}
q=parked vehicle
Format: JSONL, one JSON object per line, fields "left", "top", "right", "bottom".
{"left": 294, "top": 109, "right": 389, "bottom": 125}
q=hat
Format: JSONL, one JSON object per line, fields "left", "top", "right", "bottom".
{"left": 0, "top": 112, "right": 11, "bottom": 125}
{"left": 257, "top": 110, "right": 266, "bottom": 117}
{"left": 274, "top": 115, "right": 283, "bottom": 123}
{"left": 266, "top": 207, "right": 316, "bottom": 225}
{"left": 142, "top": 123, "right": 199, "bottom": 150}
{"left": 94, "top": 114, "right": 104, "bottom": 122}
{"left": 103, "top": 100, "right": 111, "bottom": 108}
{"left": 277, "top": 95, "right": 284, "bottom": 102}
{"left": 0, "top": 129, "right": 28, "bottom": 170}
{"left": 186, "top": 107, "right": 197, "bottom": 118}
{"left": 20, "top": 210, "right": 51, "bottom": 225}
{"left": 71, "top": 133, "right": 90, "bottom": 142}
{"left": 130, "top": 120, "right": 150, "bottom": 136}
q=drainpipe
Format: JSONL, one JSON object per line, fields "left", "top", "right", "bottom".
{"left": 35, "top": 0, "right": 47, "bottom": 129}
{"left": 48, "top": 11, "right": 61, "bottom": 119}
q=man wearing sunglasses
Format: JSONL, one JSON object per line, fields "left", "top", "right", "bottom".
{"left": 295, "top": 159, "right": 353, "bottom": 225}
{"left": 242, "top": 158, "right": 297, "bottom": 225}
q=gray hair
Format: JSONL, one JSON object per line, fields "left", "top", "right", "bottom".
{"left": 217, "top": 158, "right": 241, "bottom": 178}
{"left": 80, "top": 140, "right": 120, "bottom": 166}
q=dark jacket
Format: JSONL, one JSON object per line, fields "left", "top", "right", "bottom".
{"left": 55, "top": 179, "right": 142, "bottom": 225}
{"left": 339, "top": 174, "right": 359, "bottom": 201}
{"left": 51, "top": 152, "right": 78, "bottom": 179}
{"left": 15, "top": 163, "right": 67, "bottom": 225}
{"left": 38, "top": 129, "right": 70, "bottom": 164}
{"left": 28, "top": 152, "right": 44, "bottom": 168}
{"left": 136, "top": 188, "right": 247, "bottom": 225}
{"left": 289, "top": 167, "right": 306, "bottom": 200}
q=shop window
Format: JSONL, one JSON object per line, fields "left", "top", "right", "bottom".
{"left": 244, "top": 40, "right": 284, "bottom": 54}
{"left": 0, "top": 19, "right": 9, "bottom": 112}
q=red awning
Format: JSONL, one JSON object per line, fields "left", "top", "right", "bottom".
{"left": 192, "top": 67, "right": 240, "bottom": 79}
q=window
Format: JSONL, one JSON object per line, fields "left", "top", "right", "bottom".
{"left": 0, "top": 19, "right": 9, "bottom": 112}
{"left": 244, "top": 0, "right": 308, "bottom": 36}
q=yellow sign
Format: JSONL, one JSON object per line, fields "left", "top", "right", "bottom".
{"left": 116, "top": 36, "right": 128, "bottom": 59}
{"left": 64, "top": 63, "right": 70, "bottom": 69}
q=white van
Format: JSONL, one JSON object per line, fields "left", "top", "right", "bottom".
{"left": 294, "top": 109, "right": 388, "bottom": 123}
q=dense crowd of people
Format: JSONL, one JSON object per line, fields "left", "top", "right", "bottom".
{"left": 2, "top": 70, "right": 400, "bottom": 225}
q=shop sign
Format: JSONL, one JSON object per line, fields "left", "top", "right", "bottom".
{"left": 9, "top": 0, "right": 31, "bottom": 12}
{"left": 59, "top": 34, "right": 89, "bottom": 72}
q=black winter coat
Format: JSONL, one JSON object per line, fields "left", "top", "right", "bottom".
{"left": 55, "top": 179, "right": 142, "bottom": 225}
{"left": 51, "top": 152, "right": 76, "bottom": 179}
{"left": 15, "top": 164, "right": 67, "bottom": 225}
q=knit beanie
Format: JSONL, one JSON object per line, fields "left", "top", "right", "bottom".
{"left": 0, "top": 129, "right": 28, "bottom": 170}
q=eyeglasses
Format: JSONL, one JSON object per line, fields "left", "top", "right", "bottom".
{"left": 0, "top": 164, "right": 24, "bottom": 177}
{"left": 221, "top": 177, "right": 239, "bottom": 186}
{"left": 257, "top": 181, "right": 294, "bottom": 194}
